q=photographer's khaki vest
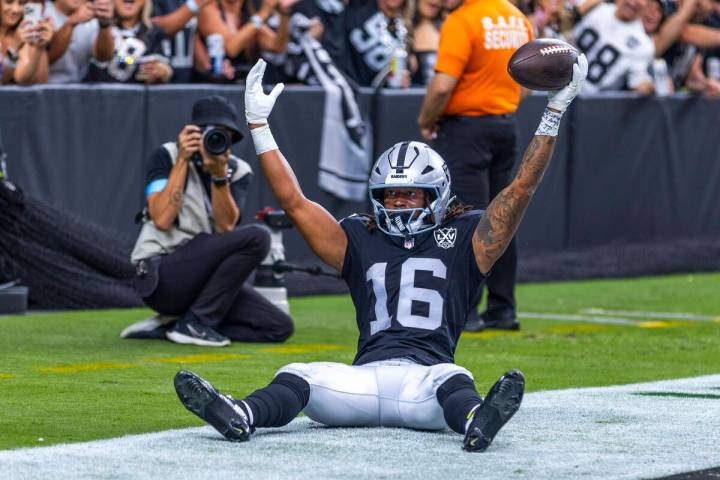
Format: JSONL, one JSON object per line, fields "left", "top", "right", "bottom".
{"left": 130, "top": 142, "right": 251, "bottom": 264}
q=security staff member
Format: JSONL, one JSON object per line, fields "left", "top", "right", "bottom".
{"left": 418, "top": 0, "right": 532, "bottom": 331}
{"left": 123, "top": 95, "right": 293, "bottom": 346}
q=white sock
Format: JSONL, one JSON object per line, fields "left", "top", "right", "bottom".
{"left": 464, "top": 403, "right": 482, "bottom": 433}
{"left": 240, "top": 400, "right": 254, "bottom": 426}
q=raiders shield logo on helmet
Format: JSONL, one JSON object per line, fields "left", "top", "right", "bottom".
{"left": 434, "top": 227, "right": 457, "bottom": 249}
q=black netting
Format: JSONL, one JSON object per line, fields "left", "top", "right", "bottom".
{"left": 0, "top": 181, "right": 142, "bottom": 309}
{"left": 518, "top": 237, "right": 720, "bottom": 283}
{"left": 1, "top": 179, "right": 717, "bottom": 306}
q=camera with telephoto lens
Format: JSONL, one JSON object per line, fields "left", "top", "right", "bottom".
{"left": 202, "top": 125, "right": 231, "bottom": 155}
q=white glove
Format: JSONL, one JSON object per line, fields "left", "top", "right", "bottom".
{"left": 547, "top": 54, "right": 588, "bottom": 114}
{"left": 244, "top": 59, "right": 285, "bottom": 125}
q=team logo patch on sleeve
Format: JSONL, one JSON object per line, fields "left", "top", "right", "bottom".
{"left": 434, "top": 227, "right": 457, "bottom": 249}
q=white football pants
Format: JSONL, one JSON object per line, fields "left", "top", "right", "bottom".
{"left": 276, "top": 359, "right": 473, "bottom": 430}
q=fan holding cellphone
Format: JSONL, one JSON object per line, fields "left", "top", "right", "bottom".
{"left": 22, "top": 2, "right": 43, "bottom": 25}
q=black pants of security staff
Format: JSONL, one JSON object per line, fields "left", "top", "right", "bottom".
{"left": 140, "top": 225, "right": 293, "bottom": 342}
{"left": 433, "top": 114, "right": 518, "bottom": 326}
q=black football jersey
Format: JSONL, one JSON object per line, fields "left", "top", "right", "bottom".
{"left": 341, "top": 210, "right": 486, "bottom": 366}
{"left": 343, "top": 0, "right": 404, "bottom": 86}
{"left": 153, "top": 0, "right": 196, "bottom": 83}
{"left": 86, "top": 25, "right": 167, "bottom": 83}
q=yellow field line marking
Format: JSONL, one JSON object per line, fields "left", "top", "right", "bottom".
{"left": 258, "top": 344, "right": 345, "bottom": 354}
{"left": 35, "top": 362, "right": 136, "bottom": 373}
{"left": 582, "top": 308, "right": 720, "bottom": 322}
{"left": 548, "top": 324, "right": 609, "bottom": 334}
{"left": 520, "top": 312, "right": 639, "bottom": 325}
{"left": 25, "top": 343, "right": 346, "bottom": 375}
{"left": 147, "top": 353, "right": 251, "bottom": 364}
{"left": 521, "top": 312, "right": 715, "bottom": 330}
{"left": 462, "top": 331, "right": 520, "bottom": 339}
{"left": 465, "top": 319, "right": 689, "bottom": 338}
{"left": 638, "top": 321, "right": 685, "bottom": 329}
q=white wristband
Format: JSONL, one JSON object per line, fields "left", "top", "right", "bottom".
{"left": 535, "top": 108, "right": 563, "bottom": 137}
{"left": 251, "top": 124, "right": 278, "bottom": 155}
{"left": 185, "top": 0, "right": 199, "bottom": 14}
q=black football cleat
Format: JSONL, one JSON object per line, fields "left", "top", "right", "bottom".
{"left": 174, "top": 370, "right": 251, "bottom": 442}
{"left": 481, "top": 311, "right": 520, "bottom": 331}
{"left": 463, "top": 369, "right": 525, "bottom": 452}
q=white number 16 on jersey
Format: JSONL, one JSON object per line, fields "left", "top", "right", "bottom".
{"left": 366, "top": 258, "right": 447, "bottom": 334}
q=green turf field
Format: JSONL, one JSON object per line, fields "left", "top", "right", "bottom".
{"left": 0, "top": 273, "right": 718, "bottom": 450}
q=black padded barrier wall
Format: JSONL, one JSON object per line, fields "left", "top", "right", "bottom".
{"left": 1, "top": 85, "right": 718, "bottom": 260}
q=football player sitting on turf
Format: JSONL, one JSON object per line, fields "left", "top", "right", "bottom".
{"left": 174, "top": 55, "right": 588, "bottom": 452}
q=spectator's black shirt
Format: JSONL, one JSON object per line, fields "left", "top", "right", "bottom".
{"left": 344, "top": 0, "right": 404, "bottom": 86}
{"left": 153, "top": 0, "right": 197, "bottom": 83}
{"left": 661, "top": 1, "right": 697, "bottom": 88}
{"left": 145, "top": 146, "right": 251, "bottom": 213}
{"left": 262, "top": 0, "right": 348, "bottom": 84}
{"left": 702, "top": 12, "right": 720, "bottom": 80}
{"left": 87, "top": 24, "right": 167, "bottom": 83}
{"left": 298, "top": 0, "right": 347, "bottom": 66}
{"left": 341, "top": 210, "right": 486, "bottom": 366}
{"left": 411, "top": 50, "right": 436, "bottom": 86}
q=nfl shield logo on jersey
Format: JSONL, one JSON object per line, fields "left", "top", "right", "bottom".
{"left": 434, "top": 227, "right": 457, "bottom": 249}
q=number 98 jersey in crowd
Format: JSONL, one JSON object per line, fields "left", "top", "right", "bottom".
{"left": 340, "top": 209, "right": 485, "bottom": 366}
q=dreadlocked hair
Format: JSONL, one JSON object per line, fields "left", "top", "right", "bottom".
{"left": 364, "top": 199, "right": 473, "bottom": 232}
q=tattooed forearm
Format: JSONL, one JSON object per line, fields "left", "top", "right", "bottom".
{"left": 515, "top": 136, "right": 556, "bottom": 192}
{"left": 473, "top": 135, "right": 556, "bottom": 273}
{"left": 474, "top": 189, "right": 526, "bottom": 264}
{"left": 170, "top": 188, "right": 183, "bottom": 207}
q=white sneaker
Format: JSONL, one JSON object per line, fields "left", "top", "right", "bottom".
{"left": 165, "top": 316, "right": 231, "bottom": 347}
{"left": 120, "top": 314, "right": 178, "bottom": 339}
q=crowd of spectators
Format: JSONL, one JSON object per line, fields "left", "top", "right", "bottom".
{"left": 1, "top": 0, "right": 720, "bottom": 96}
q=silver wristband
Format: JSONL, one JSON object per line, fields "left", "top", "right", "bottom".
{"left": 535, "top": 108, "right": 563, "bottom": 137}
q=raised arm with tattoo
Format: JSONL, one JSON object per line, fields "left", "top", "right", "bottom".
{"left": 472, "top": 55, "right": 588, "bottom": 274}
{"left": 245, "top": 60, "right": 347, "bottom": 272}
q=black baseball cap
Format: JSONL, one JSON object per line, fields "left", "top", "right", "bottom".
{"left": 191, "top": 95, "right": 243, "bottom": 143}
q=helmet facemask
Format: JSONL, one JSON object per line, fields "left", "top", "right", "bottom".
{"left": 370, "top": 184, "right": 448, "bottom": 238}
{"left": 368, "top": 141, "right": 453, "bottom": 238}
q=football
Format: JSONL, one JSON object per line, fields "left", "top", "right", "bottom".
{"left": 507, "top": 38, "right": 579, "bottom": 91}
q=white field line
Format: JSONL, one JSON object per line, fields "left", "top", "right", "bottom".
{"left": 519, "top": 312, "right": 640, "bottom": 325}
{"left": 2, "top": 375, "right": 720, "bottom": 480}
{"left": 581, "top": 308, "right": 720, "bottom": 322}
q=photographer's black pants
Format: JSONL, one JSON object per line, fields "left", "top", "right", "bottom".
{"left": 142, "top": 225, "right": 293, "bottom": 342}
{"left": 433, "top": 114, "right": 518, "bottom": 319}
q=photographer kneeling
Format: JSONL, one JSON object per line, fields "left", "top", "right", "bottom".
{"left": 124, "top": 95, "right": 293, "bottom": 347}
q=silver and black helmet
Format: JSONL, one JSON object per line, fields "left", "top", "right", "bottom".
{"left": 369, "top": 141, "right": 452, "bottom": 237}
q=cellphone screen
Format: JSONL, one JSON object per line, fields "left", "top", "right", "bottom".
{"left": 23, "top": 3, "right": 43, "bottom": 24}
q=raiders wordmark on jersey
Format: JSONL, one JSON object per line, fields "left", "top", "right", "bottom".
{"left": 572, "top": 3, "right": 654, "bottom": 93}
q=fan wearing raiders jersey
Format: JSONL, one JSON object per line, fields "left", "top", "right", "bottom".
{"left": 572, "top": 0, "right": 655, "bottom": 93}
{"left": 172, "top": 57, "right": 588, "bottom": 452}
{"left": 151, "top": 0, "right": 204, "bottom": 83}
{"left": 86, "top": 0, "right": 173, "bottom": 83}
{"left": 344, "top": 0, "right": 409, "bottom": 87}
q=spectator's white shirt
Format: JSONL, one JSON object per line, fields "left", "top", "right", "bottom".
{"left": 44, "top": 1, "right": 100, "bottom": 83}
{"left": 572, "top": 3, "right": 654, "bottom": 93}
